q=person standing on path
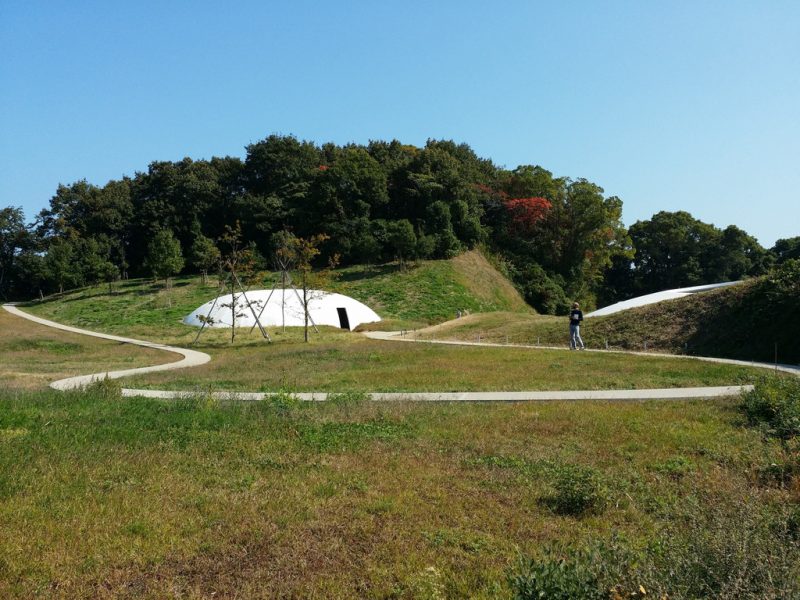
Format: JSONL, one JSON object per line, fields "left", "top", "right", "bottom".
{"left": 569, "top": 302, "right": 585, "bottom": 350}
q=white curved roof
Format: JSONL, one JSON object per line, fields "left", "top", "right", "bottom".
{"left": 586, "top": 281, "right": 743, "bottom": 318}
{"left": 184, "top": 289, "right": 381, "bottom": 331}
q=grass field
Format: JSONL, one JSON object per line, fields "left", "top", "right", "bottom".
{"left": 3, "top": 264, "right": 799, "bottom": 597}
{"left": 0, "top": 309, "right": 173, "bottom": 390}
{"left": 121, "top": 332, "right": 767, "bottom": 393}
{"left": 17, "top": 276, "right": 770, "bottom": 394}
{"left": 1, "top": 386, "right": 798, "bottom": 598}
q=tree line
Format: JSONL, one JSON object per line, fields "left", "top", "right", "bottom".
{"left": 1, "top": 135, "right": 797, "bottom": 312}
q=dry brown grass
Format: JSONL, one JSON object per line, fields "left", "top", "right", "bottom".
{"left": 0, "top": 310, "right": 174, "bottom": 390}
{"left": 450, "top": 250, "right": 532, "bottom": 314}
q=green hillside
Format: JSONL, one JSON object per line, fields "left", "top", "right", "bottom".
{"left": 22, "top": 250, "right": 530, "bottom": 340}
{"left": 594, "top": 262, "right": 800, "bottom": 363}
{"left": 421, "top": 261, "right": 800, "bottom": 364}
{"left": 333, "top": 250, "right": 531, "bottom": 329}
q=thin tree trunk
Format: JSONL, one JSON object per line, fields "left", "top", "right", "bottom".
{"left": 303, "top": 274, "right": 309, "bottom": 343}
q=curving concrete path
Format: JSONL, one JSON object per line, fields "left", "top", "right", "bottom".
{"left": 4, "top": 304, "right": 798, "bottom": 401}
{"left": 2, "top": 304, "right": 210, "bottom": 390}
{"left": 363, "top": 330, "right": 800, "bottom": 376}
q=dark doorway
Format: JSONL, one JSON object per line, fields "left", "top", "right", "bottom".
{"left": 336, "top": 307, "right": 351, "bottom": 330}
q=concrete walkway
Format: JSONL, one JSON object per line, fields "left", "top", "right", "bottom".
{"left": 120, "top": 386, "right": 751, "bottom": 402}
{"left": 4, "top": 304, "right": 797, "bottom": 401}
{"left": 363, "top": 330, "right": 800, "bottom": 376}
{"left": 2, "top": 304, "right": 210, "bottom": 390}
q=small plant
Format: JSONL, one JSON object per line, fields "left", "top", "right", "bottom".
{"left": 652, "top": 455, "right": 695, "bottom": 480}
{"left": 327, "top": 391, "right": 370, "bottom": 406}
{"left": 404, "top": 566, "right": 446, "bottom": 600}
{"left": 755, "top": 458, "right": 798, "bottom": 488}
{"left": 544, "top": 464, "right": 608, "bottom": 516}
{"left": 509, "top": 549, "right": 605, "bottom": 600}
{"left": 741, "top": 375, "right": 800, "bottom": 441}
{"left": 327, "top": 391, "right": 369, "bottom": 416}
{"left": 786, "top": 507, "right": 800, "bottom": 541}
{"left": 84, "top": 375, "right": 123, "bottom": 400}
{"left": 263, "top": 390, "right": 300, "bottom": 412}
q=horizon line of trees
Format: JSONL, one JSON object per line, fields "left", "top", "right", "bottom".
{"left": 1, "top": 135, "right": 797, "bottom": 313}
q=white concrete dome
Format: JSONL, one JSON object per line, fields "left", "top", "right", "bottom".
{"left": 184, "top": 289, "right": 381, "bottom": 331}
{"left": 586, "top": 281, "right": 743, "bottom": 318}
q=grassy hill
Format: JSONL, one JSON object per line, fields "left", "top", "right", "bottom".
{"left": 22, "top": 249, "right": 531, "bottom": 340}
{"left": 333, "top": 250, "right": 531, "bottom": 329}
{"left": 421, "top": 261, "right": 800, "bottom": 364}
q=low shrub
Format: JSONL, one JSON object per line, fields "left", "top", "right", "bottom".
{"left": 83, "top": 375, "right": 123, "bottom": 400}
{"left": 509, "top": 549, "right": 605, "bottom": 600}
{"left": 544, "top": 464, "right": 608, "bottom": 516}
{"left": 261, "top": 389, "right": 301, "bottom": 412}
{"left": 741, "top": 375, "right": 800, "bottom": 441}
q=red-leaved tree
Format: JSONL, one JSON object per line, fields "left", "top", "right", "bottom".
{"left": 504, "top": 197, "right": 552, "bottom": 234}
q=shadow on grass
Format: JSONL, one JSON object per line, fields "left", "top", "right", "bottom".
{"left": 336, "top": 263, "right": 406, "bottom": 283}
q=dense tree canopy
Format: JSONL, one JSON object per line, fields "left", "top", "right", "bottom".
{"left": 620, "top": 211, "right": 773, "bottom": 297}
{"left": 1, "top": 135, "right": 785, "bottom": 313}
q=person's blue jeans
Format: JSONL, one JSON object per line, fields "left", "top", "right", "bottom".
{"left": 570, "top": 323, "right": 584, "bottom": 349}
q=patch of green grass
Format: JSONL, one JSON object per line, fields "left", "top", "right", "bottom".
{"left": 1, "top": 389, "right": 797, "bottom": 597}
{"left": 334, "top": 250, "right": 530, "bottom": 326}
{"left": 4, "top": 339, "right": 83, "bottom": 354}
{"left": 297, "top": 420, "right": 413, "bottom": 452}
{"left": 23, "top": 250, "right": 529, "bottom": 342}
{"left": 125, "top": 335, "right": 767, "bottom": 393}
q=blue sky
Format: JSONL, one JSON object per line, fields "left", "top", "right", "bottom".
{"left": 1, "top": 1, "right": 798, "bottom": 246}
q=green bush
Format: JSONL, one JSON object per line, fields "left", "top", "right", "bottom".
{"left": 83, "top": 375, "right": 123, "bottom": 401}
{"left": 544, "top": 464, "right": 608, "bottom": 516}
{"left": 741, "top": 376, "right": 800, "bottom": 441}
{"left": 509, "top": 550, "right": 605, "bottom": 600}
{"left": 261, "top": 389, "right": 301, "bottom": 412}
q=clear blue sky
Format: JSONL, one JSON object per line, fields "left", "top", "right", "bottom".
{"left": 2, "top": 1, "right": 798, "bottom": 247}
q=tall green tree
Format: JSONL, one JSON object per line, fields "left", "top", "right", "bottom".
{"left": 144, "top": 229, "right": 184, "bottom": 286}
{"left": 191, "top": 234, "right": 221, "bottom": 285}
{"left": 628, "top": 211, "right": 771, "bottom": 296}
{"left": 385, "top": 219, "right": 417, "bottom": 267}
{"left": 0, "top": 207, "right": 32, "bottom": 299}
{"left": 772, "top": 236, "right": 800, "bottom": 264}
{"left": 310, "top": 147, "right": 388, "bottom": 260}
{"left": 45, "top": 239, "right": 77, "bottom": 293}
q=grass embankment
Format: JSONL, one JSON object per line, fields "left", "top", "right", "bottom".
{"left": 0, "top": 309, "right": 173, "bottom": 390}
{"left": 336, "top": 250, "right": 531, "bottom": 330}
{"left": 1, "top": 387, "right": 798, "bottom": 598}
{"left": 23, "top": 250, "right": 530, "bottom": 342}
{"left": 421, "top": 264, "right": 800, "bottom": 365}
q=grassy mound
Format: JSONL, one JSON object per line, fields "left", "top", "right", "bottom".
{"left": 334, "top": 249, "right": 531, "bottom": 329}
{"left": 23, "top": 249, "right": 530, "bottom": 340}
{"left": 422, "top": 261, "right": 800, "bottom": 364}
